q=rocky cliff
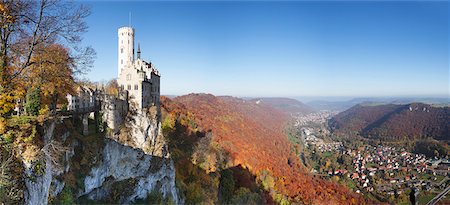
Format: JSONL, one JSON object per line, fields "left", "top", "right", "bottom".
{"left": 20, "top": 104, "right": 180, "bottom": 204}
{"left": 81, "top": 139, "right": 178, "bottom": 204}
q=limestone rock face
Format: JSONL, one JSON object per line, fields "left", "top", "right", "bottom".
{"left": 81, "top": 139, "right": 179, "bottom": 204}
{"left": 23, "top": 122, "right": 55, "bottom": 205}
{"left": 79, "top": 105, "right": 180, "bottom": 203}
{"left": 22, "top": 104, "right": 180, "bottom": 204}
{"left": 110, "top": 105, "right": 169, "bottom": 158}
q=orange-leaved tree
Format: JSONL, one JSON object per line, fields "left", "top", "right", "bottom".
{"left": 25, "top": 44, "right": 75, "bottom": 113}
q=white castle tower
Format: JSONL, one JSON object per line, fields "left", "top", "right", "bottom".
{"left": 117, "top": 26, "right": 161, "bottom": 109}
{"left": 118, "top": 27, "right": 135, "bottom": 76}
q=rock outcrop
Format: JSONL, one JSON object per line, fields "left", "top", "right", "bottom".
{"left": 81, "top": 139, "right": 178, "bottom": 204}
{"left": 22, "top": 103, "right": 180, "bottom": 204}
{"left": 110, "top": 106, "right": 169, "bottom": 158}
{"left": 23, "top": 122, "right": 56, "bottom": 205}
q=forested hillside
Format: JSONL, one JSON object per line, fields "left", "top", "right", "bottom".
{"left": 249, "top": 97, "right": 314, "bottom": 115}
{"left": 161, "top": 94, "right": 367, "bottom": 205}
{"left": 329, "top": 103, "right": 449, "bottom": 140}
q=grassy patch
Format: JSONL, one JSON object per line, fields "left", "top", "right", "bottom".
{"left": 418, "top": 193, "right": 437, "bottom": 205}
{"left": 345, "top": 179, "right": 357, "bottom": 191}
{"left": 7, "top": 115, "right": 37, "bottom": 127}
{"left": 322, "top": 151, "right": 332, "bottom": 158}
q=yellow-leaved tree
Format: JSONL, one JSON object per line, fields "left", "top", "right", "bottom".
{"left": 26, "top": 44, "right": 75, "bottom": 113}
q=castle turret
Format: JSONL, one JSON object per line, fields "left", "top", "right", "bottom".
{"left": 118, "top": 27, "right": 134, "bottom": 76}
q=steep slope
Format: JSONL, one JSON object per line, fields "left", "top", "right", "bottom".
{"left": 250, "top": 97, "right": 315, "bottom": 115}
{"left": 162, "top": 94, "right": 367, "bottom": 205}
{"left": 329, "top": 103, "right": 450, "bottom": 140}
{"left": 2, "top": 104, "right": 180, "bottom": 204}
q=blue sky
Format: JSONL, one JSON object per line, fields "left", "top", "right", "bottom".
{"left": 81, "top": 1, "right": 449, "bottom": 98}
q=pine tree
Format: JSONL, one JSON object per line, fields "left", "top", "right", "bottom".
{"left": 25, "top": 87, "right": 41, "bottom": 116}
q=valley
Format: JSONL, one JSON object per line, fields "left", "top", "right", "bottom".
{"left": 288, "top": 103, "right": 450, "bottom": 204}
{"left": 0, "top": 1, "right": 447, "bottom": 204}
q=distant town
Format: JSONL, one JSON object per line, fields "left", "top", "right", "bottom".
{"left": 291, "top": 111, "right": 449, "bottom": 204}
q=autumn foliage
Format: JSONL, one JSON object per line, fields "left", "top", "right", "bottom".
{"left": 329, "top": 103, "right": 450, "bottom": 141}
{"left": 162, "top": 94, "right": 367, "bottom": 204}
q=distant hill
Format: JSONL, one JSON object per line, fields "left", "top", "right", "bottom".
{"left": 249, "top": 97, "right": 315, "bottom": 115}
{"left": 329, "top": 103, "right": 450, "bottom": 140}
{"left": 162, "top": 93, "right": 367, "bottom": 204}
{"left": 307, "top": 97, "right": 450, "bottom": 112}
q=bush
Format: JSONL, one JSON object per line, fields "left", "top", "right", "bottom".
{"left": 0, "top": 92, "right": 15, "bottom": 116}
{"left": 0, "top": 117, "right": 6, "bottom": 134}
{"left": 39, "top": 105, "right": 49, "bottom": 116}
{"left": 186, "top": 183, "right": 203, "bottom": 204}
{"left": 231, "top": 187, "right": 262, "bottom": 205}
{"left": 259, "top": 169, "right": 275, "bottom": 191}
{"left": 147, "top": 189, "right": 164, "bottom": 205}
{"left": 59, "top": 187, "right": 74, "bottom": 205}
{"left": 162, "top": 114, "right": 175, "bottom": 134}
{"left": 219, "top": 169, "right": 235, "bottom": 203}
{"left": 25, "top": 87, "right": 41, "bottom": 116}
{"left": 61, "top": 104, "right": 68, "bottom": 112}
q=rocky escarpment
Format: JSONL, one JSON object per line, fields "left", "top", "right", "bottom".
{"left": 20, "top": 104, "right": 180, "bottom": 204}
{"left": 80, "top": 139, "right": 178, "bottom": 203}
{"left": 110, "top": 105, "right": 169, "bottom": 158}
{"left": 23, "top": 122, "right": 55, "bottom": 205}
{"left": 78, "top": 105, "right": 179, "bottom": 203}
{"left": 22, "top": 119, "right": 74, "bottom": 205}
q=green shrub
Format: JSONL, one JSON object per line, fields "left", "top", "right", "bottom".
{"left": 186, "top": 183, "right": 203, "bottom": 204}
{"left": 259, "top": 169, "right": 275, "bottom": 191}
{"left": 25, "top": 87, "right": 41, "bottom": 116}
{"left": 59, "top": 187, "right": 74, "bottom": 205}
{"left": 147, "top": 189, "right": 164, "bottom": 205}
{"left": 231, "top": 187, "right": 262, "bottom": 205}
{"left": 219, "top": 169, "right": 235, "bottom": 203}
{"left": 61, "top": 104, "right": 68, "bottom": 112}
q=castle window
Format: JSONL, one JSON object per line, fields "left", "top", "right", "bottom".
{"left": 126, "top": 74, "right": 131, "bottom": 80}
{"left": 121, "top": 48, "right": 123, "bottom": 53}
{"left": 127, "top": 85, "right": 131, "bottom": 90}
{"left": 134, "top": 85, "right": 138, "bottom": 90}
{"left": 121, "top": 85, "right": 124, "bottom": 90}
{"left": 121, "top": 59, "right": 123, "bottom": 64}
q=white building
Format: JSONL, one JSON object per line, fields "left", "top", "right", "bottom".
{"left": 66, "top": 86, "right": 96, "bottom": 111}
{"left": 117, "top": 26, "right": 160, "bottom": 109}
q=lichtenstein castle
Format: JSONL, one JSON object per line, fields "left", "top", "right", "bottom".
{"left": 67, "top": 26, "right": 162, "bottom": 134}
{"left": 117, "top": 26, "right": 160, "bottom": 109}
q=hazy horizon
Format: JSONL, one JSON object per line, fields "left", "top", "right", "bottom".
{"left": 161, "top": 93, "right": 450, "bottom": 103}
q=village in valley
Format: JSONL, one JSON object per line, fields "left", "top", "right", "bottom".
{"left": 291, "top": 111, "right": 450, "bottom": 203}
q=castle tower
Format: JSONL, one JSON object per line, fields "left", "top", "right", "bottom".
{"left": 118, "top": 27, "right": 135, "bottom": 76}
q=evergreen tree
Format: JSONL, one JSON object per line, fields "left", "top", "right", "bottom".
{"left": 219, "top": 169, "right": 235, "bottom": 203}
{"left": 25, "top": 87, "right": 41, "bottom": 116}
